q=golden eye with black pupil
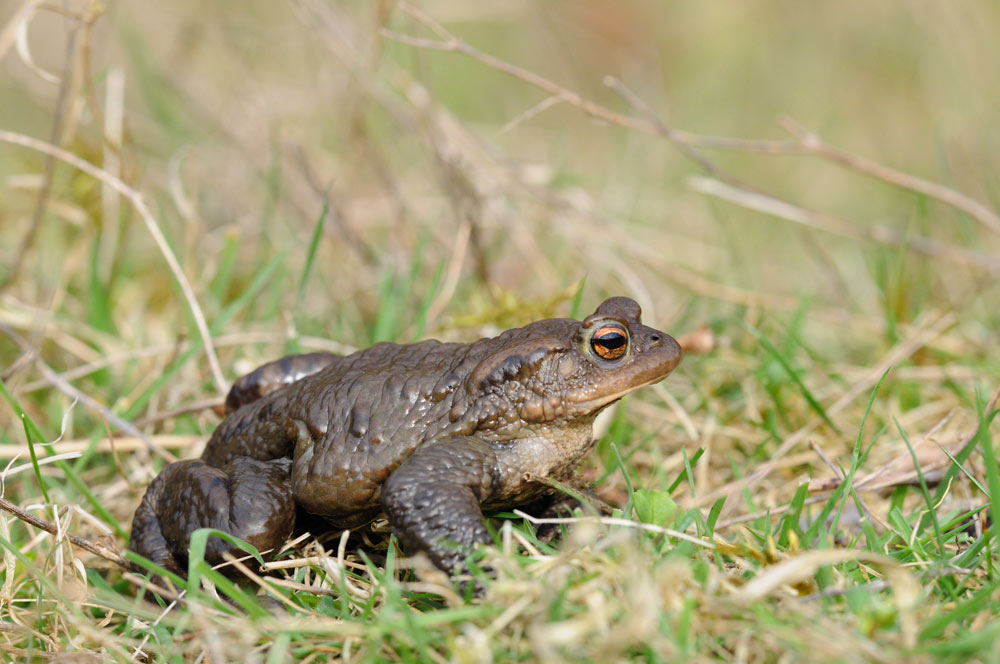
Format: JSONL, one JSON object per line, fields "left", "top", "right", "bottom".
{"left": 591, "top": 325, "right": 628, "bottom": 360}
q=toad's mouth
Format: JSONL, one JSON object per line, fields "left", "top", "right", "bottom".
{"left": 568, "top": 372, "right": 672, "bottom": 413}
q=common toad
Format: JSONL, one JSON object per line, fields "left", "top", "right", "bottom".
{"left": 129, "top": 297, "right": 682, "bottom": 574}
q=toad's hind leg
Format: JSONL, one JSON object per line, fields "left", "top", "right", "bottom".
{"left": 225, "top": 352, "right": 340, "bottom": 413}
{"left": 129, "top": 457, "right": 295, "bottom": 575}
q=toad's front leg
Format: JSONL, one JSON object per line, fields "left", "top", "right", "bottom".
{"left": 381, "top": 437, "right": 501, "bottom": 573}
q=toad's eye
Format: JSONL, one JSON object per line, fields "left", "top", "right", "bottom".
{"left": 590, "top": 325, "right": 628, "bottom": 361}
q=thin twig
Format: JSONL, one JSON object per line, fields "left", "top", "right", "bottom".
{"left": 383, "top": 4, "right": 803, "bottom": 155}
{"left": 603, "top": 76, "right": 721, "bottom": 178}
{"left": 779, "top": 116, "right": 1000, "bottom": 235}
{"left": 0, "top": 496, "right": 133, "bottom": 571}
{"left": 810, "top": 409, "right": 957, "bottom": 493}
{"left": 499, "top": 95, "right": 562, "bottom": 135}
{"left": 0, "top": 130, "right": 228, "bottom": 395}
{"left": 423, "top": 220, "right": 470, "bottom": 326}
{"left": 809, "top": 441, "right": 844, "bottom": 481}
{"left": 689, "top": 176, "right": 1000, "bottom": 275}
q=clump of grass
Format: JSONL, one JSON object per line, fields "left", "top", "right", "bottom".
{"left": 2, "top": 1, "right": 1000, "bottom": 662}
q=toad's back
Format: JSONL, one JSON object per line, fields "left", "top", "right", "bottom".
{"left": 205, "top": 337, "right": 493, "bottom": 517}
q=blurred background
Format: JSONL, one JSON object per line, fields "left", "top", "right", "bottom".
{"left": 1, "top": 0, "right": 999, "bottom": 511}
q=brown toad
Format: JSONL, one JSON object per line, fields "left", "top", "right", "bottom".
{"left": 130, "top": 297, "right": 682, "bottom": 573}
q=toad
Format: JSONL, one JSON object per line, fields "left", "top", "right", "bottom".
{"left": 129, "top": 297, "right": 682, "bottom": 574}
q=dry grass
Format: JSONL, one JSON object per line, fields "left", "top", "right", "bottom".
{"left": 1, "top": 1, "right": 999, "bottom": 661}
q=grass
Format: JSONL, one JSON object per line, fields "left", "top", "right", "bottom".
{"left": 2, "top": 1, "right": 1000, "bottom": 661}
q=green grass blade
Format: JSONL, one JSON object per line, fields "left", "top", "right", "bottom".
{"left": 266, "top": 633, "right": 292, "bottom": 664}
{"left": 744, "top": 323, "right": 841, "bottom": 434}
{"left": 295, "top": 196, "right": 328, "bottom": 313}
{"left": 210, "top": 230, "right": 240, "bottom": 304}
{"left": 895, "top": 417, "right": 944, "bottom": 554}
{"left": 371, "top": 272, "right": 402, "bottom": 344}
{"left": 777, "top": 483, "right": 809, "bottom": 547}
{"left": 187, "top": 527, "right": 265, "bottom": 587}
{"left": 975, "top": 394, "right": 1000, "bottom": 571}
{"left": 610, "top": 442, "right": 636, "bottom": 518}
{"left": 680, "top": 446, "right": 698, "bottom": 498}
{"left": 568, "top": 278, "right": 587, "bottom": 319}
{"left": 805, "top": 369, "right": 889, "bottom": 543}
{"left": 706, "top": 497, "right": 726, "bottom": 537}
{"left": 19, "top": 412, "right": 51, "bottom": 503}
{"left": 668, "top": 448, "right": 704, "bottom": 494}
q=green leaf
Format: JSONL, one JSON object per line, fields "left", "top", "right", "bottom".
{"left": 633, "top": 489, "right": 681, "bottom": 527}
